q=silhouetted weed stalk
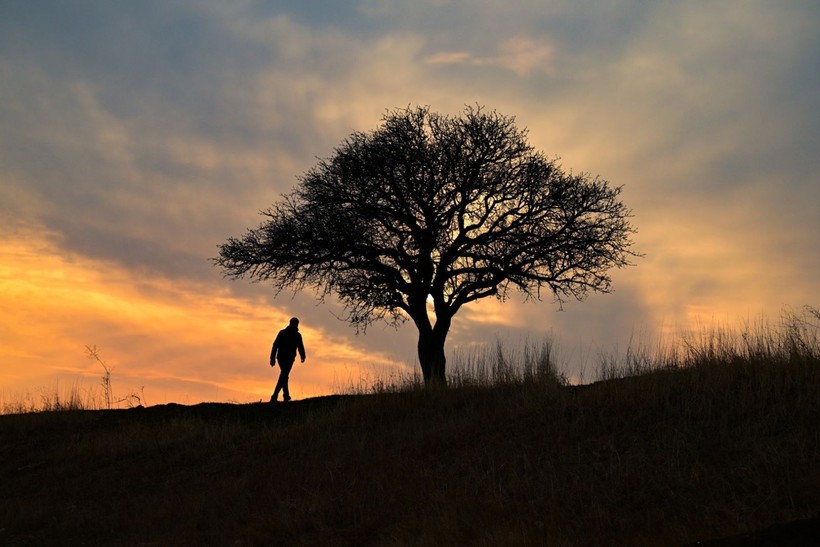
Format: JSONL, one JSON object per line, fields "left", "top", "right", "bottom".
{"left": 84, "top": 344, "right": 144, "bottom": 410}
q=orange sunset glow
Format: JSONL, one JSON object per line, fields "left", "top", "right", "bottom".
{"left": 2, "top": 2, "right": 818, "bottom": 407}
{"left": 1, "top": 224, "right": 401, "bottom": 405}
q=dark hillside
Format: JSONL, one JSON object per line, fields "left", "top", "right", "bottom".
{"left": 1, "top": 358, "right": 819, "bottom": 546}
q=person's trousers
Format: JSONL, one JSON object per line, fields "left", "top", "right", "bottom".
{"left": 273, "top": 360, "right": 294, "bottom": 400}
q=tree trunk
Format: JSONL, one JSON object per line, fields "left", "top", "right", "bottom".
{"left": 417, "top": 328, "right": 447, "bottom": 386}
{"left": 408, "top": 288, "right": 451, "bottom": 387}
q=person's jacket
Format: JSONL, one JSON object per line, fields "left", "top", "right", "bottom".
{"left": 270, "top": 326, "right": 306, "bottom": 365}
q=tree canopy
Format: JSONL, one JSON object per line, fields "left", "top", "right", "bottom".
{"left": 216, "top": 105, "right": 637, "bottom": 384}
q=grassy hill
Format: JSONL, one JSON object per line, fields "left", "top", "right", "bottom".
{"left": 2, "top": 316, "right": 819, "bottom": 545}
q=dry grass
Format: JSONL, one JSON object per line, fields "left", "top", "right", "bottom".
{"left": 1, "top": 381, "right": 90, "bottom": 415}
{"left": 1, "top": 308, "right": 818, "bottom": 545}
{"left": 2, "top": 345, "right": 144, "bottom": 416}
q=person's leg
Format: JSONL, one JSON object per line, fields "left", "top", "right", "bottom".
{"left": 272, "top": 363, "right": 287, "bottom": 402}
{"left": 273, "top": 361, "right": 294, "bottom": 402}
{"left": 271, "top": 375, "right": 280, "bottom": 402}
{"left": 280, "top": 361, "right": 293, "bottom": 401}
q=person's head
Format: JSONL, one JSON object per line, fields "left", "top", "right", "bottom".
{"left": 289, "top": 317, "right": 299, "bottom": 329}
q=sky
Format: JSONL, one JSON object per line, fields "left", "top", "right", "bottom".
{"left": 2, "top": 1, "right": 819, "bottom": 406}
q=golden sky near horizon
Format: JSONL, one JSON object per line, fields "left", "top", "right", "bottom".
{"left": 2, "top": 1, "right": 819, "bottom": 406}
{"left": 1, "top": 224, "right": 405, "bottom": 404}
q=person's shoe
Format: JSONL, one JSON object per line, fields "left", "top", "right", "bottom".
{"left": 283, "top": 396, "right": 292, "bottom": 402}
{"left": 269, "top": 394, "right": 277, "bottom": 403}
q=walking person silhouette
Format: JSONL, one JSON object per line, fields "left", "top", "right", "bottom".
{"left": 270, "top": 317, "right": 306, "bottom": 402}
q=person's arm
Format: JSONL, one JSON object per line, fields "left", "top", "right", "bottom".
{"left": 270, "top": 334, "right": 280, "bottom": 366}
{"left": 298, "top": 334, "right": 306, "bottom": 363}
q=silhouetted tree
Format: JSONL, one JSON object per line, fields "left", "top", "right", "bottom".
{"left": 216, "top": 106, "right": 637, "bottom": 385}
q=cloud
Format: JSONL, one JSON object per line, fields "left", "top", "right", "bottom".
{"left": 426, "top": 36, "right": 555, "bottom": 76}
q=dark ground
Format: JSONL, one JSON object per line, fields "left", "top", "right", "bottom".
{"left": 2, "top": 361, "right": 818, "bottom": 546}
